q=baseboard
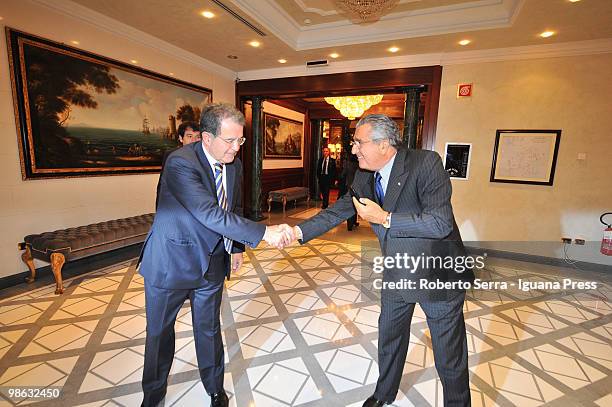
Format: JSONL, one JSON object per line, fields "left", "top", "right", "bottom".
{"left": 465, "top": 245, "right": 612, "bottom": 274}
{"left": 0, "top": 243, "right": 144, "bottom": 294}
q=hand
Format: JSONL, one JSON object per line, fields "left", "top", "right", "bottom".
{"left": 352, "top": 197, "right": 388, "bottom": 224}
{"left": 231, "top": 253, "right": 244, "bottom": 272}
{"left": 263, "top": 224, "right": 295, "bottom": 249}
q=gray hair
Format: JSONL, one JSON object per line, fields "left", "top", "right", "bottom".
{"left": 355, "top": 114, "right": 401, "bottom": 146}
{"left": 199, "top": 102, "right": 245, "bottom": 137}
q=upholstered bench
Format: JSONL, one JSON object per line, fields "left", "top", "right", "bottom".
{"left": 19, "top": 214, "right": 154, "bottom": 294}
{"left": 267, "top": 187, "right": 310, "bottom": 217}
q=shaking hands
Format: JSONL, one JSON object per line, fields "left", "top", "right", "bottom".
{"left": 263, "top": 224, "right": 297, "bottom": 249}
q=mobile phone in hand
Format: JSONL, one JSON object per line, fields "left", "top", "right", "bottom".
{"left": 350, "top": 186, "right": 366, "bottom": 205}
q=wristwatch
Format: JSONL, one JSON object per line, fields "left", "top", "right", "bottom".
{"left": 382, "top": 212, "right": 392, "bottom": 229}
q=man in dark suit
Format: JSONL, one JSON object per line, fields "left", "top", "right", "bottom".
{"left": 155, "top": 121, "right": 201, "bottom": 209}
{"left": 316, "top": 147, "right": 336, "bottom": 208}
{"left": 139, "top": 103, "right": 293, "bottom": 407}
{"left": 294, "top": 114, "right": 473, "bottom": 407}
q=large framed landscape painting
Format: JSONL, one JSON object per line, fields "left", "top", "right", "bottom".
{"left": 6, "top": 28, "right": 212, "bottom": 179}
{"left": 264, "top": 113, "right": 303, "bottom": 159}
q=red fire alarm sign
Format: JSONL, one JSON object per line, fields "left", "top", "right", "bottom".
{"left": 457, "top": 83, "right": 473, "bottom": 98}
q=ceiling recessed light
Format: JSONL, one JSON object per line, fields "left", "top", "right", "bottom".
{"left": 568, "top": 0, "right": 580, "bottom": 2}
{"left": 540, "top": 31, "right": 555, "bottom": 38}
{"left": 329, "top": 53, "right": 339, "bottom": 59}
{"left": 227, "top": 55, "right": 238, "bottom": 59}
{"left": 201, "top": 11, "right": 215, "bottom": 18}
{"left": 169, "top": 72, "right": 174, "bottom": 76}
{"left": 130, "top": 59, "right": 138, "bottom": 64}
{"left": 458, "top": 39, "right": 471, "bottom": 46}
{"left": 278, "top": 59, "right": 287, "bottom": 64}
{"left": 249, "top": 41, "right": 260, "bottom": 48}
{"left": 304, "top": 18, "right": 311, "bottom": 24}
{"left": 71, "top": 40, "right": 80, "bottom": 45}
{"left": 388, "top": 46, "right": 399, "bottom": 53}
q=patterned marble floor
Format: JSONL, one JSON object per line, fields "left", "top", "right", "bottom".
{"left": 0, "top": 236, "right": 610, "bottom": 406}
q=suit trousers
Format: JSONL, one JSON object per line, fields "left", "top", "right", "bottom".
{"left": 318, "top": 176, "right": 332, "bottom": 208}
{"left": 141, "top": 272, "right": 225, "bottom": 406}
{"left": 373, "top": 290, "right": 470, "bottom": 406}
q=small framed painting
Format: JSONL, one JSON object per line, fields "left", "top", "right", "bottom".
{"left": 444, "top": 143, "right": 472, "bottom": 180}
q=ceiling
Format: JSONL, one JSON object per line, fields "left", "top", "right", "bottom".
{"left": 68, "top": 0, "right": 612, "bottom": 72}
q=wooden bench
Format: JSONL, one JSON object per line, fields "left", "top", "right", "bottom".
{"left": 267, "top": 187, "right": 310, "bottom": 217}
{"left": 19, "top": 214, "right": 154, "bottom": 294}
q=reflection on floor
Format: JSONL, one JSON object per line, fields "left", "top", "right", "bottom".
{"left": 0, "top": 219, "right": 611, "bottom": 406}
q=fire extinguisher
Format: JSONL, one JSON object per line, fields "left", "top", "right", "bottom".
{"left": 601, "top": 212, "right": 612, "bottom": 256}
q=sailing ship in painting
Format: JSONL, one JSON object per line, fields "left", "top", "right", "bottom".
{"left": 64, "top": 104, "right": 202, "bottom": 167}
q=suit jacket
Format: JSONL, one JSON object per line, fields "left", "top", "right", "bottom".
{"left": 140, "top": 142, "right": 266, "bottom": 289}
{"left": 155, "top": 146, "right": 180, "bottom": 209}
{"left": 300, "top": 148, "right": 474, "bottom": 301}
{"left": 316, "top": 156, "right": 336, "bottom": 181}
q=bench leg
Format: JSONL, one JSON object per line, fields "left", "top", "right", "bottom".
{"left": 50, "top": 253, "right": 65, "bottom": 295}
{"left": 21, "top": 246, "right": 36, "bottom": 283}
{"left": 282, "top": 196, "right": 287, "bottom": 217}
{"left": 268, "top": 196, "right": 272, "bottom": 215}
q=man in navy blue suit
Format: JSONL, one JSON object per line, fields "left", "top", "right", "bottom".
{"left": 139, "top": 103, "right": 294, "bottom": 407}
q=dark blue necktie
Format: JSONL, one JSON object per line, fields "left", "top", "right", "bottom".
{"left": 375, "top": 172, "right": 384, "bottom": 204}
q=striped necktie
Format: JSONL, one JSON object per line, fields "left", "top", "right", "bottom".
{"left": 214, "top": 163, "right": 232, "bottom": 253}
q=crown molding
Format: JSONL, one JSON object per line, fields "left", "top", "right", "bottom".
{"left": 231, "top": 0, "right": 523, "bottom": 51}
{"left": 236, "top": 38, "right": 612, "bottom": 81}
{"left": 31, "top": 0, "right": 237, "bottom": 80}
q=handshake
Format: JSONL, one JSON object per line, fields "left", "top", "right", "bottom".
{"left": 263, "top": 224, "right": 301, "bottom": 249}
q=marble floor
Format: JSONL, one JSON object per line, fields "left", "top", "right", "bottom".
{"left": 0, "top": 206, "right": 611, "bottom": 406}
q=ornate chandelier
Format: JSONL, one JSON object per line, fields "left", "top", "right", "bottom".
{"left": 324, "top": 95, "right": 384, "bottom": 120}
{"left": 334, "top": 0, "right": 399, "bottom": 22}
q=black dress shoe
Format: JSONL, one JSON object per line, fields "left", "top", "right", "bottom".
{"left": 362, "top": 395, "right": 387, "bottom": 407}
{"left": 210, "top": 391, "right": 229, "bottom": 407}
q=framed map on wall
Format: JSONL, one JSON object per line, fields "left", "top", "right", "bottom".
{"left": 490, "top": 129, "right": 561, "bottom": 185}
{"left": 6, "top": 28, "right": 212, "bottom": 179}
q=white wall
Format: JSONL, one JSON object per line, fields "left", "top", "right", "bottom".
{"left": 435, "top": 54, "right": 612, "bottom": 266}
{"left": 0, "top": 1, "right": 236, "bottom": 277}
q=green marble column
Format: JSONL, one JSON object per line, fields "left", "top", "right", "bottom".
{"left": 402, "top": 87, "right": 423, "bottom": 149}
{"left": 311, "top": 119, "right": 323, "bottom": 201}
{"left": 250, "top": 96, "right": 265, "bottom": 221}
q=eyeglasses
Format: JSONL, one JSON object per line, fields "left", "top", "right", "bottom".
{"left": 203, "top": 131, "right": 246, "bottom": 146}
{"left": 349, "top": 138, "right": 373, "bottom": 148}
{"left": 219, "top": 136, "right": 246, "bottom": 146}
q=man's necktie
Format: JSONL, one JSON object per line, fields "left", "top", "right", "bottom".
{"left": 214, "top": 163, "right": 232, "bottom": 253}
{"left": 323, "top": 158, "right": 328, "bottom": 175}
{"left": 375, "top": 172, "right": 384, "bottom": 204}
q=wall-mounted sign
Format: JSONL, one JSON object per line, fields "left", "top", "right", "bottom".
{"left": 457, "top": 83, "right": 473, "bottom": 98}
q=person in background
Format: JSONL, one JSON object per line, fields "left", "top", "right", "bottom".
{"left": 316, "top": 147, "right": 336, "bottom": 209}
{"left": 156, "top": 121, "right": 201, "bottom": 209}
